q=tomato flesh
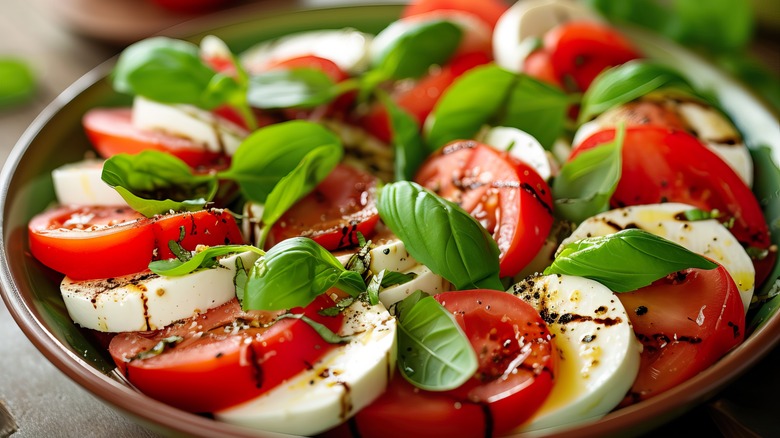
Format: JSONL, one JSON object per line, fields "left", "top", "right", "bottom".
{"left": 109, "top": 295, "right": 343, "bottom": 413}
{"left": 415, "top": 141, "right": 554, "bottom": 277}
{"left": 402, "top": 0, "right": 509, "bottom": 30}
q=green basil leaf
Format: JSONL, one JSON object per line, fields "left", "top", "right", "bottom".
{"left": 366, "top": 270, "right": 383, "bottom": 306}
{"left": 425, "top": 65, "right": 516, "bottom": 150}
{"left": 233, "top": 256, "right": 249, "bottom": 305}
{"left": 377, "top": 181, "right": 503, "bottom": 291}
{"left": 217, "top": 121, "right": 342, "bottom": 203}
{"left": 0, "top": 58, "right": 36, "bottom": 108}
{"left": 381, "top": 271, "right": 416, "bottom": 287}
{"left": 578, "top": 60, "right": 697, "bottom": 124}
{"left": 318, "top": 297, "right": 356, "bottom": 317}
{"left": 129, "top": 336, "right": 183, "bottom": 361}
{"left": 673, "top": 0, "right": 752, "bottom": 52}
{"left": 378, "top": 91, "right": 427, "bottom": 181}
{"left": 499, "top": 74, "right": 569, "bottom": 150}
{"left": 396, "top": 294, "right": 478, "bottom": 391}
{"left": 102, "top": 151, "right": 218, "bottom": 217}
{"left": 277, "top": 313, "right": 353, "bottom": 344}
{"left": 244, "top": 237, "right": 365, "bottom": 311}
{"left": 149, "top": 245, "right": 263, "bottom": 277}
{"left": 552, "top": 125, "right": 624, "bottom": 223}
{"left": 374, "top": 20, "right": 462, "bottom": 80}
{"left": 247, "top": 68, "right": 343, "bottom": 109}
{"left": 584, "top": 0, "right": 671, "bottom": 33}
{"left": 544, "top": 229, "right": 719, "bottom": 292}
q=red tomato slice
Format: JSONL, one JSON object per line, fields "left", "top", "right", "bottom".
{"left": 402, "top": 0, "right": 509, "bottom": 30}
{"left": 353, "top": 290, "right": 556, "bottom": 437}
{"left": 523, "top": 50, "right": 563, "bottom": 88}
{"left": 267, "top": 164, "right": 379, "bottom": 251}
{"left": 83, "top": 108, "right": 228, "bottom": 168}
{"left": 617, "top": 266, "right": 745, "bottom": 405}
{"left": 415, "top": 141, "right": 554, "bottom": 277}
{"left": 109, "top": 295, "right": 343, "bottom": 413}
{"left": 574, "top": 126, "right": 776, "bottom": 285}
{"left": 264, "top": 55, "right": 349, "bottom": 83}
{"left": 28, "top": 207, "right": 244, "bottom": 280}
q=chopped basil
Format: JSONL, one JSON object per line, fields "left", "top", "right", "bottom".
{"left": 318, "top": 297, "right": 356, "bottom": 317}
{"left": 276, "top": 313, "right": 353, "bottom": 344}
{"left": 233, "top": 256, "right": 249, "bottom": 305}
{"left": 128, "top": 336, "right": 183, "bottom": 361}
{"left": 678, "top": 208, "right": 723, "bottom": 221}
{"left": 366, "top": 270, "right": 383, "bottom": 306}
{"left": 381, "top": 271, "right": 416, "bottom": 288}
{"left": 149, "top": 245, "right": 263, "bottom": 277}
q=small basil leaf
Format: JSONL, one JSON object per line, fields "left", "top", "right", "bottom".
{"left": 366, "top": 270, "right": 384, "bottom": 306}
{"left": 102, "top": 151, "right": 218, "bottom": 217}
{"left": 378, "top": 91, "right": 427, "bottom": 181}
{"left": 544, "top": 229, "right": 718, "bottom": 292}
{"left": 233, "top": 256, "right": 249, "bottom": 305}
{"left": 553, "top": 125, "right": 624, "bottom": 223}
{"left": 374, "top": 20, "right": 462, "bottom": 80}
{"left": 396, "top": 294, "right": 478, "bottom": 391}
{"left": 578, "top": 60, "right": 698, "bottom": 124}
{"left": 244, "top": 237, "right": 365, "bottom": 311}
{"left": 0, "top": 58, "right": 36, "bottom": 108}
{"left": 381, "top": 271, "right": 416, "bottom": 287}
{"left": 425, "top": 65, "right": 517, "bottom": 150}
{"left": 337, "top": 270, "right": 367, "bottom": 297}
{"left": 277, "top": 313, "right": 353, "bottom": 344}
{"left": 377, "top": 181, "right": 503, "bottom": 291}
{"left": 678, "top": 208, "right": 723, "bottom": 222}
{"left": 247, "top": 68, "right": 343, "bottom": 109}
{"left": 318, "top": 297, "right": 356, "bottom": 317}
{"left": 499, "top": 74, "right": 569, "bottom": 150}
{"left": 129, "top": 336, "right": 183, "bottom": 361}
{"left": 217, "top": 121, "right": 342, "bottom": 203}
{"left": 149, "top": 245, "right": 263, "bottom": 277}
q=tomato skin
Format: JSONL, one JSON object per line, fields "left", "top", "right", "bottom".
{"left": 83, "top": 108, "right": 225, "bottom": 168}
{"left": 353, "top": 290, "right": 556, "bottom": 437}
{"left": 153, "top": 209, "right": 244, "bottom": 260}
{"left": 617, "top": 266, "right": 745, "bottom": 405}
{"left": 267, "top": 164, "right": 379, "bottom": 251}
{"left": 148, "top": 0, "right": 232, "bottom": 14}
{"left": 415, "top": 141, "right": 554, "bottom": 277}
{"left": 574, "top": 126, "right": 775, "bottom": 285}
{"left": 402, "top": 0, "right": 509, "bottom": 30}
{"left": 109, "top": 295, "right": 343, "bottom": 413}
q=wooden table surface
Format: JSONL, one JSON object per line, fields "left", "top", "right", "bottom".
{"left": 0, "top": 1, "right": 778, "bottom": 437}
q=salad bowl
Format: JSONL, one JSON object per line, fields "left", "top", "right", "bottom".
{"left": 1, "top": 1, "right": 778, "bottom": 437}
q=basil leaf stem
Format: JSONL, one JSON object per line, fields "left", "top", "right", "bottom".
{"left": 545, "top": 229, "right": 719, "bottom": 292}
{"left": 149, "top": 245, "right": 264, "bottom": 277}
{"left": 276, "top": 313, "right": 353, "bottom": 344}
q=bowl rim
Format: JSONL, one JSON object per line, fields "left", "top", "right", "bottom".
{"left": 1, "top": 2, "right": 779, "bottom": 438}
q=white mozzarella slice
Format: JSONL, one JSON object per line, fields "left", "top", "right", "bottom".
{"left": 561, "top": 203, "right": 755, "bottom": 312}
{"left": 61, "top": 251, "right": 259, "bottom": 332}
{"left": 52, "top": 159, "right": 128, "bottom": 206}
{"left": 478, "top": 126, "right": 554, "bottom": 181}
{"left": 131, "top": 96, "right": 247, "bottom": 156}
{"left": 240, "top": 29, "right": 373, "bottom": 75}
{"left": 493, "top": 0, "right": 599, "bottom": 72}
{"left": 510, "top": 274, "right": 641, "bottom": 431}
{"left": 199, "top": 34, "right": 232, "bottom": 63}
{"left": 215, "top": 300, "right": 396, "bottom": 436}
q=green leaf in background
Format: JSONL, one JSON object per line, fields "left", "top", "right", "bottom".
{"left": 395, "top": 293, "right": 478, "bottom": 391}
{"left": 247, "top": 68, "right": 343, "bottom": 109}
{"left": 378, "top": 91, "right": 427, "bottom": 181}
{"left": 673, "top": 0, "right": 752, "bottom": 52}
{"left": 499, "top": 74, "right": 569, "bottom": 150}
{"left": 544, "top": 229, "right": 719, "bottom": 292}
{"left": 374, "top": 20, "right": 462, "bottom": 80}
{"left": 553, "top": 125, "right": 624, "bottom": 223}
{"left": 101, "top": 151, "right": 218, "bottom": 217}
{"left": 0, "top": 58, "right": 36, "bottom": 108}
{"left": 377, "top": 181, "right": 503, "bottom": 291}
{"left": 217, "top": 121, "right": 342, "bottom": 203}
{"left": 149, "top": 245, "right": 263, "bottom": 277}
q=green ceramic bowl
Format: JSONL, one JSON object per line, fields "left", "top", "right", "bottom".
{"left": 1, "top": 2, "right": 778, "bottom": 437}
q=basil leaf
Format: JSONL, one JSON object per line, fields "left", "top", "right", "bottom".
{"left": 149, "top": 245, "right": 263, "bottom": 276}
{"left": 374, "top": 20, "right": 462, "bottom": 80}
{"left": 584, "top": 0, "right": 671, "bottom": 34}
{"left": 552, "top": 126, "right": 624, "bottom": 223}
{"left": 129, "top": 336, "right": 183, "bottom": 361}
{"left": 378, "top": 91, "right": 427, "bottom": 181}
{"left": 277, "top": 313, "right": 353, "bottom": 344}
{"left": 377, "top": 181, "right": 503, "bottom": 291}
{"left": 396, "top": 294, "right": 478, "bottom": 391}
{"left": 244, "top": 237, "right": 365, "bottom": 311}
{"left": 578, "top": 61, "right": 698, "bottom": 124}
{"left": 674, "top": 0, "right": 752, "bottom": 52}
{"left": 544, "top": 229, "right": 719, "bottom": 292}
{"left": 217, "top": 121, "right": 342, "bottom": 203}
{"left": 425, "top": 65, "right": 516, "bottom": 150}
{"left": 381, "top": 271, "right": 416, "bottom": 287}
{"left": 318, "top": 297, "right": 356, "bottom": 317}
{"left": 233, "top": 256, "right": 249, "bottom": 305}
{"left": 366, "top": 270, "right": 383, "bottom": 306}
{"left": 247, "top": 68, "right": 343, "bottom": 109}
{"left": 0, "top": 58, "right": 36, "bottom": 108}
{"left": 499, "top": 74, "right": 569, "bottom": 150}
{"left": 102, "top": 151, "right": 218, "bottom": 217}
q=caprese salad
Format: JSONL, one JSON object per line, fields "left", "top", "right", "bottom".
{"left": 26, "top": 0, "right": 778, "bottom": 436}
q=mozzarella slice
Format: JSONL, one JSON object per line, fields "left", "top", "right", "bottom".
{"left": 61, "top": 251, "right": 260, "bottom": 332}
{"left": 478, "top": 126, "right": 554, "bottom": 181}
{"left": 131, "top": 96, "right": 247, "bottom": 156}
{"left": 240, "top": 29, "right": 373, "bottom": 75}
{"left": 215, "top": 300, "right": 396, "bottom": 436}
{"left": 493, "top": 0, "right": 599, "bottom": 72}
{"left": 52, "top": 159, "right": 128, "bottom": 206}
{"left": 510, "top": 274, "right": 641, "bottom": 431}
{"left": 561, "top": 203, "right": 755, "bottom": 312}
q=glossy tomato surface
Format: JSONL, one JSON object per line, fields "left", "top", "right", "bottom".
{"left": 109, "top": 295, "right": 343, "bottom": 413}
{"left": 402, "top": 0, "right": 509, "bottom": 30}
{"left": 415, "top": 141, "right": 554, "bottom": 277}
{"left": 153, "top": 209, "right": 244, "bottom": 260}
{"left": 352, "top": 290, "right": 556, "bottom": 437}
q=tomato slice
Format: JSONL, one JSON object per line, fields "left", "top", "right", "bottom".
{"left": 108, "top": 295, "right": 343, "bottom": 413}
{"left": 415, "top": 141, "right": 554, "bottom": 277}
{"left": 574, "top": 126, "right": 776, "bottom": 286}
{"left": 353, "top": 290, "right": 556, "bottom": 437}
{"left": 267, "top": 164, "right": 379, "bottom": 251}
{"left": 617, "top": 266, "right": 745, "bottom": 405}
{"left": 28, "top": 207, "right": 244, "bottom": 280}
{"left": 83, "top": 108, "right": 226, "bottom": 168}
{"left": 402, "top": 0, "right": 509, "bottom": 30}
